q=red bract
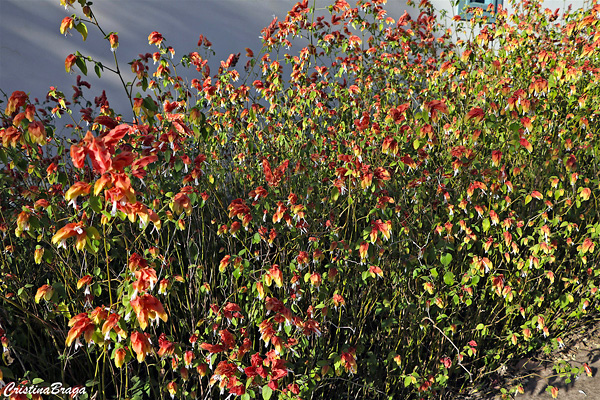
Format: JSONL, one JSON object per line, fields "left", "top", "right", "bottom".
{"left": 172, "top": 192, "right": 192, "bottom": 215}
{"left": 130, "top": 331, "right": 152, "bottom": 362}
{"left": 148, "top": 31, "right": 164, "bottom": 45}
{"left": 59, "top": 16, "right": 74, "bottom": 35}
{"left": 109, "top": 33, "right": 119, "bottom": 51}
{"left": 220, "top": 329, "right": 236, "bottom": 349}
{"left": 5, "top": 91, "right": 28, "bottom": 115}
{"left": 200, "top": 342, "right": 226, "bottom": 354}
{"left": 465, "top": 107, "right": 485, "bottom": 124}
{"left": 114, "top": 347, "right": 127, "bottom": 368}
{"left": 132, "top": 267, "right": 158, "bottom": 294}
{"left": 341, "top": 348, "right": 357, "bottom": 373}
{"left": 35, "top": 284, "right": 54, "bottom": 303}
{"left": 424, "top": 100, "right": 448, "bottom": 122}
{"left": 101, "top": 313, "right": 126, "bottom": 340}
{"left": 87, "top": 135, "right": 112, "bottom": 173}
{"left": 77, "top": 275, "right": 92, "bottom": 290}
{"left": 262, "top": 158, "right": 289, "bottom": 187}
{"left": 223, "top": 302, "right": 243, "bottom": 320}
{"left": 270, "top": 358, "right": 289, "bottom": 380}
{"left": 129, "top": 293, "right": 168, "bottom": 330}
{"left": 157, "top": 333, "right": 174, "bottom": 357}
{"left": 28, "top": 121, "right": 46, "bottom": 145}
{"left": 128, "top": 253, "right": 148, "bottom": 272}
{"left": 65, "top": 313, "right": 95, "bottom": 347}
{"left": 519, "top": 135, "right": 533, "bottom": 153}
{"left": 1, "top": 126, "right": 22, "bottom": 147}
{"left": 51, "top": 222, "right": 91, "bottom": 251}
{"left": 370, "top": 219, "right": 392, "bottom": 243}
{"left": 214, "top": 361, "right": 237, "bottom": 379}
{"left": 65, "top": 181, "right": 91, "bottom": 208}
{"left": 219, "top": 255, "right": 231, "bottom": 272}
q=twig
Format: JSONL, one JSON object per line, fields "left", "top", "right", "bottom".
{"left": 423, "top": 316, "right": 473, "bottom": 382}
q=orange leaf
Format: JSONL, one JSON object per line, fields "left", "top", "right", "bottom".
{"left": 579, "top": 187, "right": 591, "bottom": 201}
{"left": 65, "top": 54, "right": 77, "bottom": 73}
{"left": 520, "top": 136, "right": 533, "bottom": 153}
{"left": 465, "top": 107, "right": 485, "bottom": 124}
{"left": 581, "top": 238, "right": 594, "bottom": 254}
{"left": 103, "top": 124, "right": 130, "bottom": 148}
{"left": 530, "top": 191, "right": 543, "bottom": 200}
{"left": 94, "top": 115, "right": 119, "bottom": 130}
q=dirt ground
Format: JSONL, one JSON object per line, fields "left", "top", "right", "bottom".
{"left": 464, "top": 319, "right": 600, "bottom": 399}
{"left": 513, "top": 320, "right": 600, "bottom": 400}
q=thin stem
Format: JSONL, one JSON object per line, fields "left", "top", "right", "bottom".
{"left": 423, "top": 316, "right": 473, "bottom": 382}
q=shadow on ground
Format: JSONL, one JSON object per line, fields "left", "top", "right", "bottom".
{"left": 458, "top": 320, "right": 600, "bottom": 399}
{"left": 509, "top": 321, "right": 598, "bottom": 399}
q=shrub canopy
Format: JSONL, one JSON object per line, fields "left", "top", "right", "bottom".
{"left": 1, "top": 0, "right": 600, "bottom": 399}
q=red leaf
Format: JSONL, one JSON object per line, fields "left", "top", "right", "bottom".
{"left": 200, "top": 342, "right": 226, "bottom": 353}
{"left": 103, "top": 124, "right": 130, "bottom": 148}
{"left": 88, "top": 137, "right": 112, "bottom": 174}
{"left": 131, "top": 155, "right": 158, "bottom": 178}
{"left": 112, "top": 151, "right": 135, "bottom": 172}
{"left": 94, "top": 115, "right": 119, "bottom": 130}
{"left": 465, "top": 107, "right": 485, "bottom": 124}
{"left": 6, "top": 91, "right": 28, "bottom": 115}
{"left": 70, "top": 144, "right": 87, "bottom": 169}
{"left": 424, "top": 100, "right": 448, "bottom": 122}
{"left": 519, "top": 136, "right": 533, "bottom": 152}
{"left": 491, "top": 150, "right": 502, "bottom": 166}
{"left": 263, "top": 159, "right": 289, "bottom": 187}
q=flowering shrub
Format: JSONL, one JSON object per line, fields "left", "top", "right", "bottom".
{"left": 1, "top": 0, "right": 600, "bottom": 398}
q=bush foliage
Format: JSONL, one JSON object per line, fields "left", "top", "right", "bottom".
{"left": 1, "top": 0, "right": 600, "bottom": 398}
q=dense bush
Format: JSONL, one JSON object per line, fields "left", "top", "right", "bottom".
{"left": 1, "top": 0, "right": 599, "bottom": 398}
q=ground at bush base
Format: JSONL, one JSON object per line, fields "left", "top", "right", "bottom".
{"left": 460, "top": 319, "right": 600, "bottom": 399}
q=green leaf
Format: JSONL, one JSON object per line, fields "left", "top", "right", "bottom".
{"left": 440, "top": 253, "right": 452, "bottom": 266}
{"left": 0, "top": 366, "right": 14, "bottom": 380}
{"left": 75, "top": 22, "right": 88, "bottom": 41}
{"left": 362, "top": 271, "right": 370, "bottom": 281}
{"left": 174, "top": 158, "right": 183, "bottom": 172}
{"left": 482, "top": 218, "right": 490, "bottom": 233}
{"left": 89, "top": 196, "right": 103, "bottom": 213}
{"left": 262, "top": 384, "right": 273, "bottom": 400}
{"left": 453, "top": 294, "right": 460, "bottom": 305}
{"left": 142, "top": 96, "right": 158, "bottom": 112}
{"left": 86, "top": 226, "right": 101, "bottom": 240}
{"left": 75, "top": 57, "right": 88, "bottom": 75}
{"left": 94, "top": 63, "right": 102, "bottom": 78}
{"left": 443, "top": 272, "right": 455, "bottom": 285}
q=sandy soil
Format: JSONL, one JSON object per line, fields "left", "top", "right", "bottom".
{"left": 464, "top": 319, "right": 600, "bottom": 399}
{"left": 512, "top": 319, "right": 600, "bottom": 400}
